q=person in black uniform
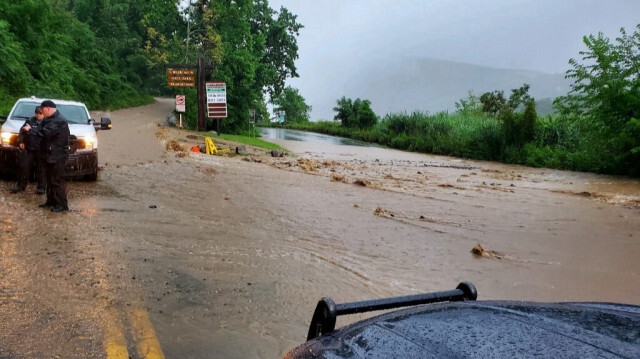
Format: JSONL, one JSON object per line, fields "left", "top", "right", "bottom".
{"left": 10, "top": 106, "right": 47, "bottom": 194}
{"left": 23, "top": 100, "right": 70, "bottom": 212}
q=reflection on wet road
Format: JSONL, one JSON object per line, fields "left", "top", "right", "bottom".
{"left": 259, "top": 127, "right": 376, "bottom": 147}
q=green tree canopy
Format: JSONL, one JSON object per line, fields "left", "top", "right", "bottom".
{"left": 272, "top": 86, "right": 311, "bottom": 123}
{"left": 177, "top": 0, "right": 302, "bottom": 132}
{"left": 0, "top": 0, "right": 303, "bottom": 128}
{"left": 555, "top": 25, "right": 640, "bottom": 130}
{"left": 479, "top": 84, "right": 532, "bottom": 116}
{"left": 554, "top": 24, "right": 640, "bottom": 175}
{"left": 0, "top": 0, "right": 154, "bottom": 111}
{"left": 333, "top": 97, "right": 378, "bottom": 129}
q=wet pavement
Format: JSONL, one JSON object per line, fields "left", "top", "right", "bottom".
{"left": 258, "top": 127, "right": 377, "bottom": 147}
{"left": 1, "top": 98, "right": 639, "bottom": 358}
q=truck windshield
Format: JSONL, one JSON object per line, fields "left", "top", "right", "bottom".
{"left": 11, "top": 102, "right": 90, "bottom": 124}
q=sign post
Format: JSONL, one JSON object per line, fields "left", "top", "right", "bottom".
{"left": 249, "top": 109, "right": 256, "bottom": 137}
{"left": 206, "top": 81, "right": 227, "bottom": 134}
{"left": 175, "top": 95, "right": 186, "bottom": 128}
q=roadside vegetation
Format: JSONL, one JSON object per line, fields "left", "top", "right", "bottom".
{"left": 266, "top": 25, "right": 640, "bottom": 178}
{"left": 0, "top": 0, "right": 302, "bottom": 134}
{"left": 218, "top": 133, "right": 283, "bottom": 150}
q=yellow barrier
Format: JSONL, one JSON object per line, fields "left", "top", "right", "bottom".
{"left": 205, "top": 137, "right": 217, "bottom": 155}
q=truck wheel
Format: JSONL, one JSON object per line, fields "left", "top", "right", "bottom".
{"left": 84, "top": 168, "right": 98, "bottom": 181}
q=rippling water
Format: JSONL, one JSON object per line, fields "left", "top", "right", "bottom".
{"left": 259, "top": 127, "right": 376, "bottom": 147}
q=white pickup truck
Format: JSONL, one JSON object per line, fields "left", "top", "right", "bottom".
{"left": 0, "top": 97, "right": 112, "bottom": 181}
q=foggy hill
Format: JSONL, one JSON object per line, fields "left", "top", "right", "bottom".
{"left": 308, "top": 57, "right": 570, "bottom": 120}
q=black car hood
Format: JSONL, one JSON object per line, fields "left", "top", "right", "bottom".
{"left": 285, "top": 301, "right": 640, "bottom": 359}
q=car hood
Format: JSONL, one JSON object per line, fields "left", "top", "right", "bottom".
{"left": 69, "top": 123, "right": 96, "bottom": 138}
{"left": 285, "top": 300, "right": 640, "bottom": 359}
{"left": 1, "top": 120, "right": 95, "bottom": 138}
{"left": 1, "top": 119, "right": 24, "bottom": 133}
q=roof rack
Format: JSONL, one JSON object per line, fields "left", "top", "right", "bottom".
{"left": 306, "top": 281, "right": 477, "bottom": 341}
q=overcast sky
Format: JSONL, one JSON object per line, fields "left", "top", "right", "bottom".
{"left": 266, "top": 0, "right": 640, "bottom": 119}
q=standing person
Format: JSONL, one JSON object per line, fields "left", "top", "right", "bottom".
{"left": 10, "top": 106, "right": 47, "bottom": 194}
{"left": 24, "top": 100, "right": 70, "bottom": 212}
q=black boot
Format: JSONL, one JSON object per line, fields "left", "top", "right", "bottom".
{"left": 51, "top": 205, "right": 69, "bottom": 213}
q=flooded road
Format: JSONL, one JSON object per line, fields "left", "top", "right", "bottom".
{"left": 1, "top": 98, "right": 640, "bottom": 358}
{"left": 259, "top": 127, "right": 375, "bottom": 147}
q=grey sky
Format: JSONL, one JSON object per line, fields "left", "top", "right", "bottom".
{"left": 267, "top": 0, "right": 640, "bottom": 120}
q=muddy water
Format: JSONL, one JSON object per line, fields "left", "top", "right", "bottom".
{"left": 259, "top": 127, "right": 376, "bottom": 147}
{"left": 2, "top": 98, "right": 639, "bottom": 358}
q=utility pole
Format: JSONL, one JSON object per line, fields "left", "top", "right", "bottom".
{"left": 197, "top": 57, "right": 206, "bottom": 131}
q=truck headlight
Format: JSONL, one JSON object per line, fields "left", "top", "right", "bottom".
{"left": 83, "top": 135, "right": 97, "bottom": 149}
{"left": 1, "top": 131, "right": 18, "bottom": 146}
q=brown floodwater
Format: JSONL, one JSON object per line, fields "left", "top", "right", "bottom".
{"left": 1, "top": 98, "right": 639, "bottom": 358}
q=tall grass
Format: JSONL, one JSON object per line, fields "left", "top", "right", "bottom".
{"left": 269, "top": 110, "right": 638, "bottom": 177}
{"left": 378, "top": 112, "right": 504, "bottom": 161}
{"left": 279, "top": 111, "right": 504, "bottom": 161}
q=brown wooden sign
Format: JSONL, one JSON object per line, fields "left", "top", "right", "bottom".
{"left": 167, "top": 69, "right": 195, "bottom": 75}
{"left": 207, "top": 103, "right": 227, "bottom": 118}
{"left": 167, "top": 69, "right": 195, "bottom": 87}
{"left": 168, "top": 82, "right": 195, "bottom": 87}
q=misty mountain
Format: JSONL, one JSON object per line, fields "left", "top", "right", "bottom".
{"left": 307, "top": 57, "right": 570, "bottom": 120}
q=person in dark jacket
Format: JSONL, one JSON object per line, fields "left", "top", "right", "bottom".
{"left": 10, "top": 106, "right": 47, "bottom": 194}
{"left": 23, "top": 100, "right": 70, "bottom": 212}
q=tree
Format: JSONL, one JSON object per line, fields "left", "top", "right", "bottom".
{"left": 455, "top": 91, "right": 482, "bottom": 115}
{"left": 521, "top": 99, "right": 537, "bottom": 143}
{"left": 555, "top": 25, "right": 640, "bottom": 130}
{"left": 0, "top": 20, "right": 30, "bottom": 98}
{"left": 555, "top": 24, "right": 640, "bottom": 175}
{"left": 178, "top": 0, "right": 303, "bottom": 132}
{"left": 479, "top": 90, "right": 507, "bottom": 115}
{"left": 0, "top": 0, "right": 151, "bottom": 110}
{"left": 503, "top": 99, "right": 537, "bottom": 146}
{"left": 272, "top": 86, "right": 311, "bottom": 123}
{"left": 479, "top": 84, "right": 532, "bottom": 116}
{"left": 251, "top": 2, "right": 303, "bottom": 99}
{"left": 478, "top": 84, "right": 537, "bottom": 147}
{"left": 507, "top": 84, "right": 532, "bottom": 111}
{"left": 333, "top": 96, "right": 378, "bottom": 128}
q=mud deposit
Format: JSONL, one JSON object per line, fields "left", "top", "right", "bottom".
{"left": 1, "top": 98, "right": 639, "bottom": 358}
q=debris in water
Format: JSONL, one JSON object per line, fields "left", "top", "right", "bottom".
{"left": 330, "top": 173, "right": 347, "bottom": 183}
{"left": 353, "top": 179, "right": 371, "bottom": 187}
{"left": 373, "top": 207, "right": 394, "bottom": 217}
{"left": 471, "top": 243, "right": 505, "bottom": 259}
{"left": 271, "top": 149, "right": 285, "bottom": 157}
{"left": 297, "top": 158, "right": 317, "bottom": 172}
{"left": 166, "top": 139, "right": 184, "bottom": 152}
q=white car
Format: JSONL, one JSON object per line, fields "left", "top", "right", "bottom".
{"left": 0, "top": 97, "right": 112, "bottom": 181}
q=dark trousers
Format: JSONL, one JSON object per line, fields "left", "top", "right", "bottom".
{"left": 17, "top": 150, "right": 47, "bottom": 190}
{"left": 45, "top": 160, "right": 68, "bottom": 209}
